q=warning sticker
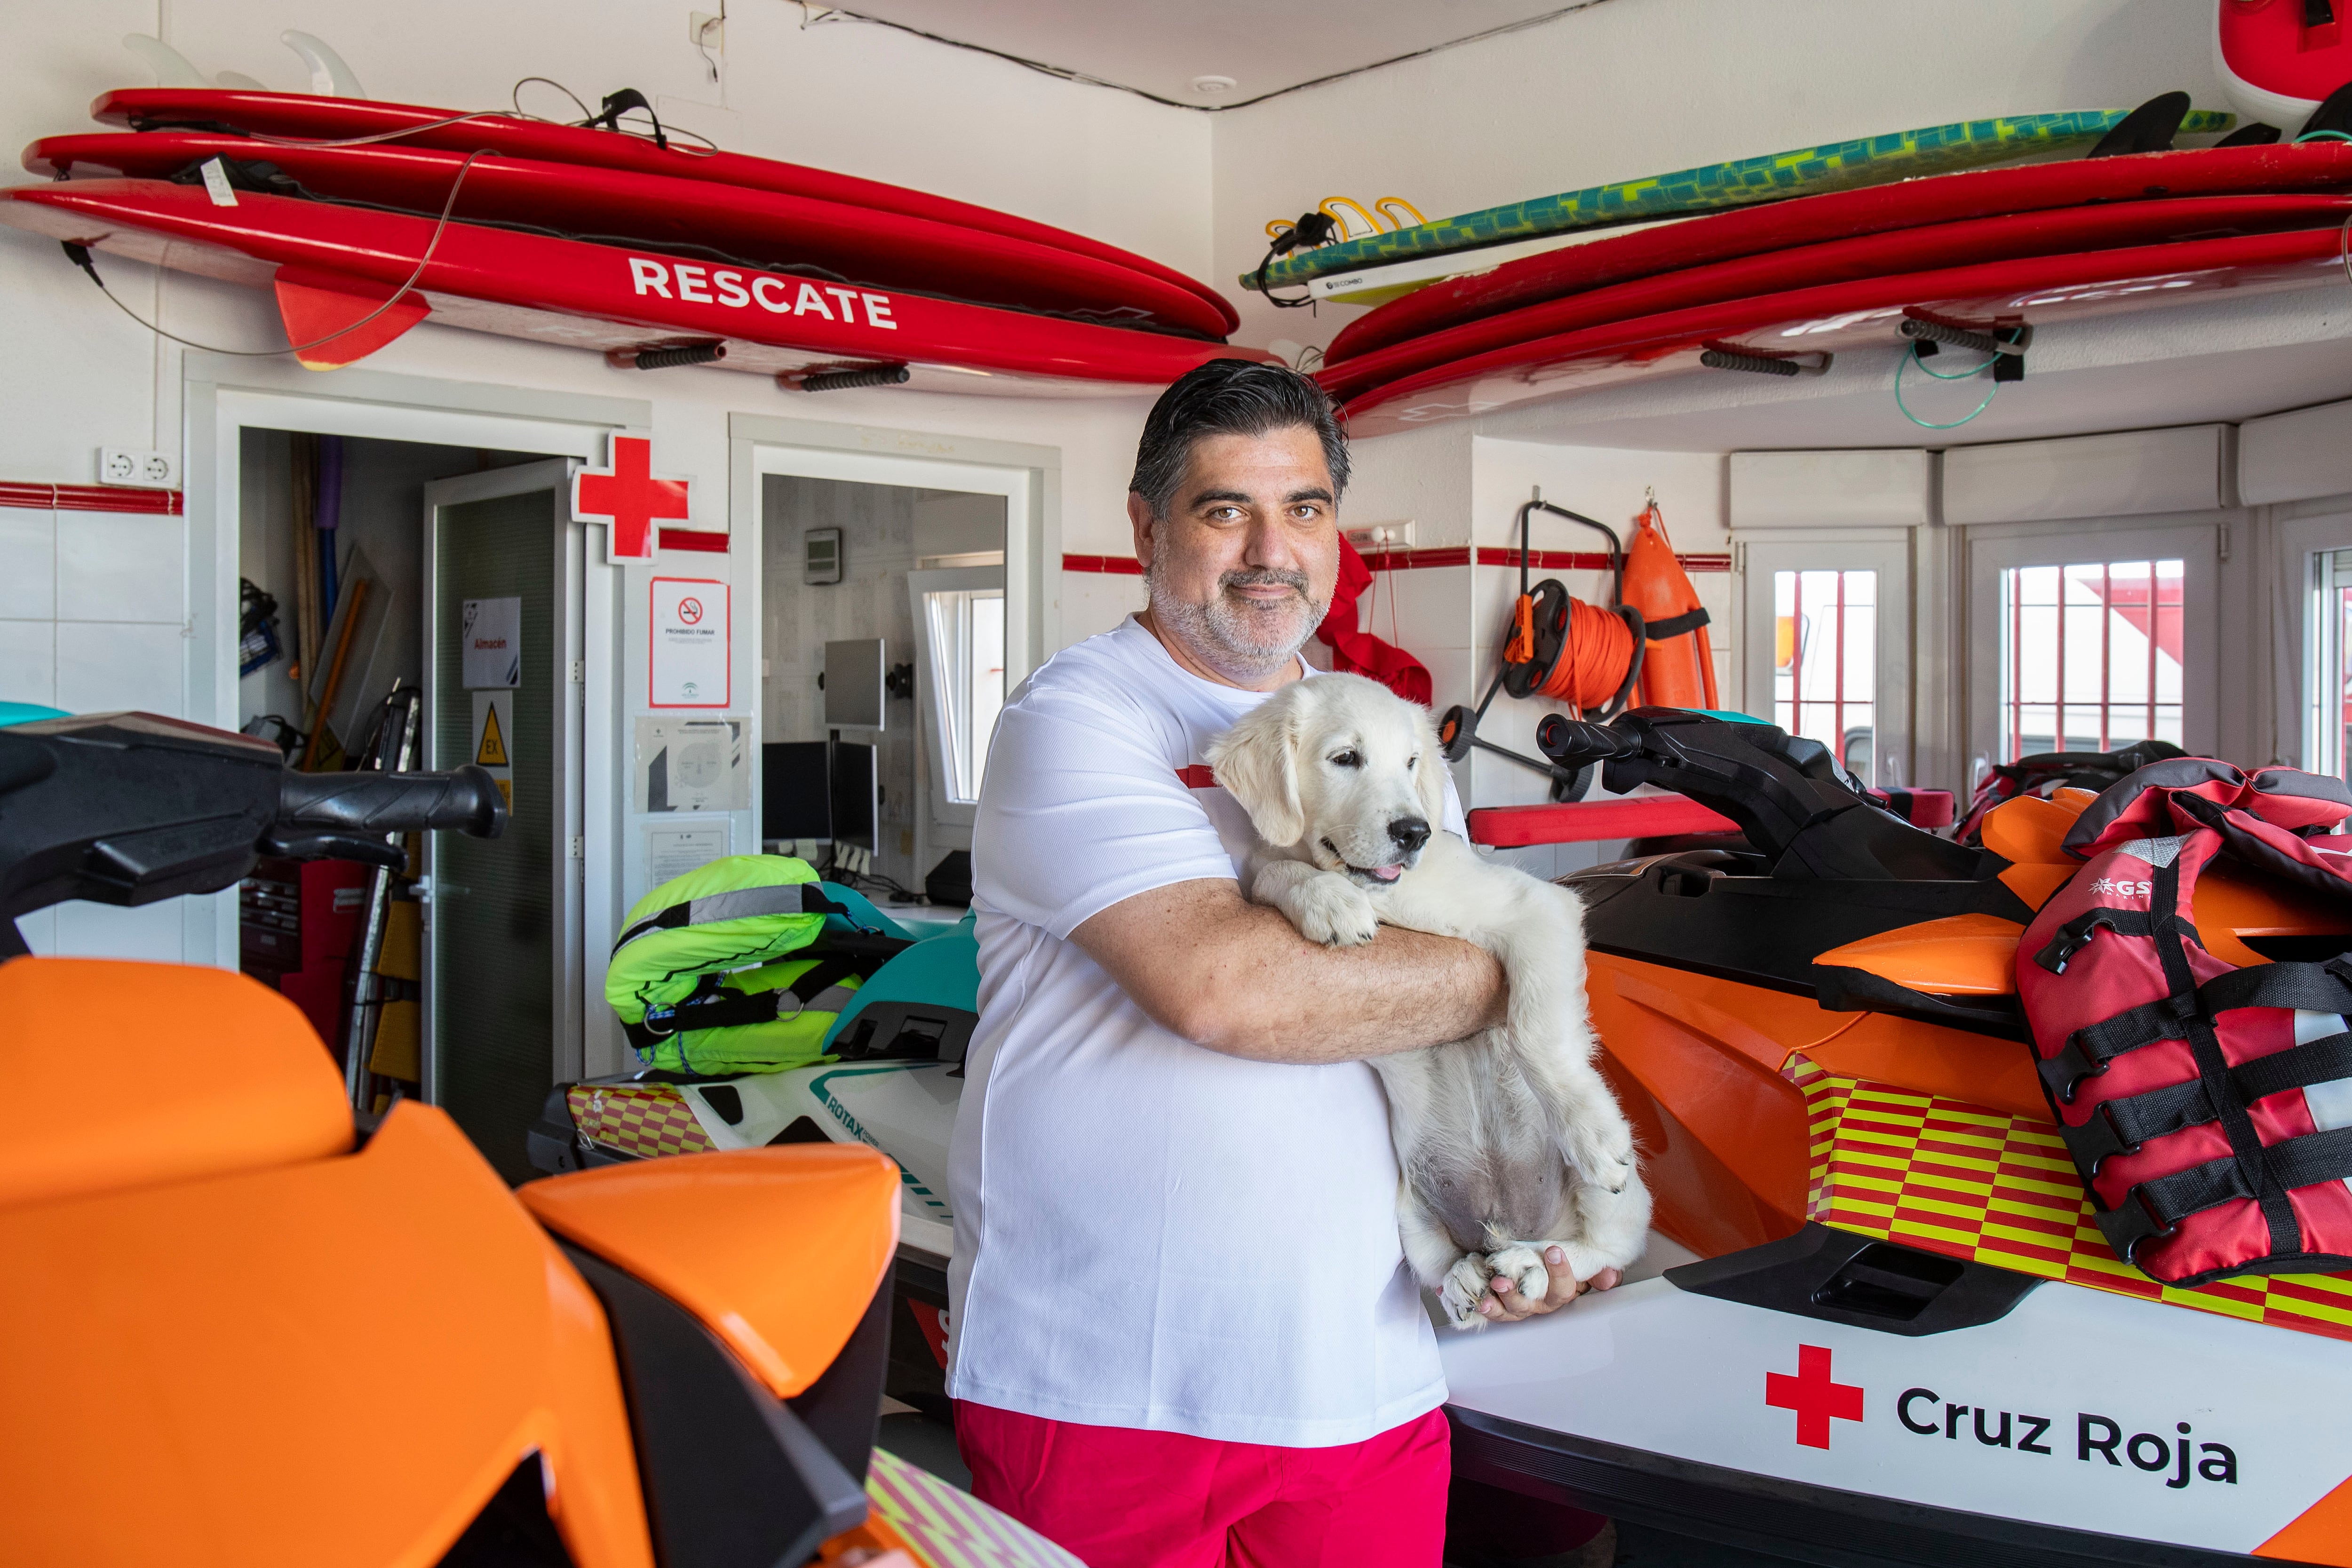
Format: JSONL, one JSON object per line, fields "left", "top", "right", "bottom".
{"left": 471, "top": 691, "right": 514, "bottom": 810}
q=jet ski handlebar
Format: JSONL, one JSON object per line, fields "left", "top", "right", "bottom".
{"left": 0, "top": 711, "right": 508, "bottom": 956}
{"left": 276, "top": 766, "right": 507, "bottom": 841}
{"left": 1536, "top": 707, "right": 1994, "bottom": 882}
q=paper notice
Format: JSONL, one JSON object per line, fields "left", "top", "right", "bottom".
{"left": 461, "top": 597, "right": 521, "bottom": 688}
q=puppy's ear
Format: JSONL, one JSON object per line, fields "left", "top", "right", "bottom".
{"left": 1412, "top": 705, "right": 1449, "bottom": 829}
{"left": 1206, "top": 697, "right": 1307, "bottom": 846}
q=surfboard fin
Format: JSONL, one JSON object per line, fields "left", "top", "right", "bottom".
{"left": 272, "top": 268, "right": 429, "bottom": 370}
{"left": 2086, "top": 91, "right": 2191, "bottom": 158}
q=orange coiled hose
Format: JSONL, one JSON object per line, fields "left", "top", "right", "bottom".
{"left": 1515, "top": 591, "right": 1638, "bottom": 713}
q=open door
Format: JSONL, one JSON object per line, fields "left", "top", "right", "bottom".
{"left": 421, "top": 459, "right": 614, "bottom": 1181}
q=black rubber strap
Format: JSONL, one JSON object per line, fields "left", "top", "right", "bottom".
{"left": 2152, "top": 860, "right": 2303, "bottom": 1258}
{"left": 2195, "top": 956, "right": 2352, "bottom": 1018}
{"left": 2124, "top": 1125, "right": 2352, "bottom": 1233}
{"left": 1642, "top": 606, "right": 1710, "bottom": 641}
{"left": 2068, "top": 1030, "right": 2352, "bottom": 1170}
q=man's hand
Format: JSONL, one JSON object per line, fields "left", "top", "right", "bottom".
{"left": 1478, "top": 1248, "right": 1624, "bottom": 1323}
{"left": 1071, "top": 876, "right": 1506, "bottom": 1064}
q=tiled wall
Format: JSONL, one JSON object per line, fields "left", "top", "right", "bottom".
{"left": 0, "top": 488, "right": 191, "bottom": 961}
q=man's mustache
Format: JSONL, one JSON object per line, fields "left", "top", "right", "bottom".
{"left": 1219, "top": 568, "right": 1311, "bottom": 597}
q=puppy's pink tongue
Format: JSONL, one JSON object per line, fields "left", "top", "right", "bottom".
{"left": 1370, "top": 864, "right": 1402, "bottom": 882}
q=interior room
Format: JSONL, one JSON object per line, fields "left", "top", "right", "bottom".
{"left": 11, "top": 3, "right": 2352, "bottom": 1566}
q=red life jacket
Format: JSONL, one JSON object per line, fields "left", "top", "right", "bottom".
{"left": 2016, "top": 758, "right": 2352, "bottom": 1286}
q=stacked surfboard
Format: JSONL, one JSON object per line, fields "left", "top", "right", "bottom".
{"left": 1305, "top": 121, "right": 2352, "bottom": 435}
{"left": 4, "top": 88, "right": 1263, "bottom": 392}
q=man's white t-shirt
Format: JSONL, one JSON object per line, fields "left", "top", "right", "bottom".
{"left": 946, "top": 615, "right": 1462, "bottom": 1448}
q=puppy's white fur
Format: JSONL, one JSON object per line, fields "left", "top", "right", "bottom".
{"left": 1206, "top": 673, "right": 1651, "bottom": 1327}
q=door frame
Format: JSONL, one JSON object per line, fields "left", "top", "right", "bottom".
{"left": 1735, "top": 531, "right": 1913, "bottom": 788}
{"left": 726, "top": 413, "right": 1059, "bottom": 891}
{"left": 1962, "top": 514, "right": 2226, "bottom": 792}
{"left": 186, "top": 357, "right": 645, "bottom": 972}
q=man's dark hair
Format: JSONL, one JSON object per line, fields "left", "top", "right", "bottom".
{"left": 1129, "top": 358, "right": 1350, "bottom": 520}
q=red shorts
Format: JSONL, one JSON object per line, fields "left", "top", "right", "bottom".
{"left": 954, "top": 1400, "right": 1451, "bottom": 1568}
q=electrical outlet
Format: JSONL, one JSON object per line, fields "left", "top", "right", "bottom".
{"left": 689, "top": 11, "right": 723, "bottom": 48}
{"left": 98, "top": 447, "right": 177, "bottom": 489}
{"left": 1344, "top": 520, "right": 1414, "bottom": 550}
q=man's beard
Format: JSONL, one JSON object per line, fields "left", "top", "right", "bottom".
{"left": 1146, "top": 554, "right": 1328, "bottom": 679}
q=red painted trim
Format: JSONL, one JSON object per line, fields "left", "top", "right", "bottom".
{"left": 1467, "top": 796, "right": 1734, "bottom": 847}
{"left": 658, "top": 528, "right": 730, "bottom": 553}
{"left": 0, "top": 482, "right": 183, "bottom": 515}
{"left": 1062, "top": 553, "right": 1144, "bottom": 576}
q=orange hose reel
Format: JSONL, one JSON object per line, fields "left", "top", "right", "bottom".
{"left": 1438, "top": 492, "right": 1715, "bottom": 799}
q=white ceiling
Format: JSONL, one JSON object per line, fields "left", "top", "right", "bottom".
{"left": 811, "top": 1, "right": 1586, "bottom": 105}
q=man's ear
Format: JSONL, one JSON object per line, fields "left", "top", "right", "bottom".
{"left": 1413, "top": 705, "right": 1448, "bottom": 828}
{"left": 1205, "top": 699, "right": 1307, "bottom": 847}
{"left": 1126, "top": 491, "right": 1157, "bottom": 577}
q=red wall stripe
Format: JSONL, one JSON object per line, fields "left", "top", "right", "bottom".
{"left": 658, "top": 528, "right": 731, "bottom": 554}
{"left": 1059, "top": 545, "right": 1728, "bottom": 574}
{"left": 0, "top": 482, "right": 183, "bottom": 515}
{"left": 1062, "top": 553, "right": 1144, "bottom": 576}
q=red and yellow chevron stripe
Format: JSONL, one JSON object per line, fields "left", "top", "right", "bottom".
{"left": 1784, "top": 1054, "right": 2352, "bottom": 1341}
{"left": 565, "top": 1082, "right": 715, "bottom": 1160}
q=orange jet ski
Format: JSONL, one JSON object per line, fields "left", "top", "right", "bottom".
{"left": 1437, "top": 708, "right": 2352, "bottom": 1567}
{"left": 0, "top": 711, "right": 1073, "bottom": 1568}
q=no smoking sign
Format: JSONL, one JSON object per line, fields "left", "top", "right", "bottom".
{"left": 650, "top": 577, "right": 728, "bottom": 708}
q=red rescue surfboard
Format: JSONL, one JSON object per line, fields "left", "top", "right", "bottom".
{"left": 26, "top": 132, "right": 1232, "bottom": 341}
{"left": 0, "top": 179, "right": 1271, "bottom": 390}
{"left": 1316, "top": 192, "right": 2352, "bottom": 405}
{"left": 89, "top": 88, "right": 1240, "bottom": 334}
{"left": 1333, "top": 227, "right": 2352, "bottom": 436}
{"left": 1324, "top": 142, "right": 2352, "bottom": 366}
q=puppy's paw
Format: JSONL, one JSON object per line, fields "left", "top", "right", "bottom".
{"left": 1561, "top": 1117, "right": 1639, "bottom": 1194}
{"left": 1439, "top": 1254, "right": 1494, "bottom": 1330}
{"left": 1485, "top": 1244, "right": 1551, "bottom": 1308}
{"left": 1287, "top": 874, "right": 1380, "bottom": 947}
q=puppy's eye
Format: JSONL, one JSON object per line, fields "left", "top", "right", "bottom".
{"left": 1406, "top": 756, "right": 1419, "bottom": 770}
{"left": 1329, "top": 749, "right": 1362, "bottom": 769}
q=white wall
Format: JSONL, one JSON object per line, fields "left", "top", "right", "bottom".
{"left": 1214, "top": 0, "right": 2226, "bottom": 355}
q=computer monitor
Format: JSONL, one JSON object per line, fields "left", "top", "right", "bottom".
{"left": 762, "top": 741, "right": 831, "bottom": 841}
{"left": 829, "top": 740, "right": 877, "bottom": 850}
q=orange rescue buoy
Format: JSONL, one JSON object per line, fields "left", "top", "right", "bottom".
{"left": 1623, "top": 499, "right": 1717, "bottom": 709}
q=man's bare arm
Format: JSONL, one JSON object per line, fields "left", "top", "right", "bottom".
{"left": 1070, "top": 877, "right": 1506, "bottom": 1063}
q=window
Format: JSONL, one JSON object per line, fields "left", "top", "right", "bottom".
{"left": 2310, "top": 549, "right": 2352, "bottom": 784}
{"left": 922, "top": 586, "right": 1005, "bottom": 804}
{"left": 1997, "top": 559, "right": 2183, "bottom": 762}
{"left": 1774, "top": 569, "right": 1876, "bottom": 777}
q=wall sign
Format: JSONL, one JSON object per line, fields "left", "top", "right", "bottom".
{"left": 650, "top": 577, "right": 730, "bottom": 708}
{"left": 460, "top": 597, "right": 521, "bottom": 688}
{"left": 631, "top": 716, "right": 748, "bottom": 813}
{"left": 471, "top": 690, "right": 514, "bottom": 810}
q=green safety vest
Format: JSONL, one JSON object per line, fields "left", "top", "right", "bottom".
{"left": 605, "top": 854, "right": 907, "bottom": 1075}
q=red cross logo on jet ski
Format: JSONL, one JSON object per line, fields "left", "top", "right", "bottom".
{"left": 1766, "top": 1345, "right": 1863, "bottom": 1449}
{"left": 573, "top": 431, "right": 692, "bottom": 564}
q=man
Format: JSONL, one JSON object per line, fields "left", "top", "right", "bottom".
{"left": 947, "top": 361, "right": 1609, "bottom": 1568}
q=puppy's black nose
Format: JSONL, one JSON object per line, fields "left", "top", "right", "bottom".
{"left": 1388, "top": 816, "right": 1430, "bottom": 853}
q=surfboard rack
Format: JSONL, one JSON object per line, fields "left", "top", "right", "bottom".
{"left": 1902, "top": 312, "right": 2033, "bottom": 381}
{"left": 607, "top": 341, "right": 726, "bottom": 370}
{"left": 1698, "top": 346, "right": 1831, "bottom": 377}
{"left": 787, "top": 363, "right": 913, "bottom": 393}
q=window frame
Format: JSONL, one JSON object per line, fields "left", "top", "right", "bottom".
{"left": 1737, "top": 533, "right": 1912, "bottom": 788}
{"left": 906, "top": 564, "right": 1007, "bottom": 837}
{"left": 1963, "top": 515, "right": 2222, "bottom": 791}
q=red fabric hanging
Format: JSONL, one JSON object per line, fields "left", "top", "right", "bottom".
{"left": 1315, "top": 534, "right": 1431, "bottom": 704}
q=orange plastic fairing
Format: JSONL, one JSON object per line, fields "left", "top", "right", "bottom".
{"left": 1801, "top": 1011, "right": 2050, "bottom": 1122}
{"left": 1982, "top": 795, "right": 2084, "bottom": 911}
{"left": 2259, "top": 1472, "right": 2352, "bottom": 1565}
{"left": 0, "top": 957, "right": 351, "bottom": 1210}
{"left": 520, "top": 1144, "right": 901, "bottom": 1400}
{"left": 1584, "top": 954, "right": 1820, "bottom": 1258}
{"left": 0, "top": 1103, "right": 652, "bottom": 1568}
{"left": 1813, "top": 914, "right": 2026, "bottom": 996}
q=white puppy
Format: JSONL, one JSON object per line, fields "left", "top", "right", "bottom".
{"left": 1205, "top": 672, "right": 1650, "bottom": 1328}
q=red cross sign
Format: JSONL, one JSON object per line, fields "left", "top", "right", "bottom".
{"left": 1765, "top": 1344, "right": 1864, "bottom": 1449}
{"left": 573, "top": 431, "right": 691, "bottom": 563}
